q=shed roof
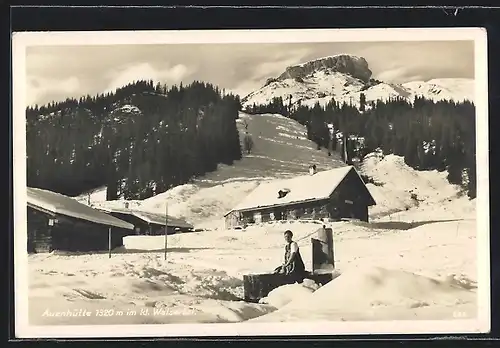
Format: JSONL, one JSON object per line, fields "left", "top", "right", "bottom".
{"left": 100, "top": 207, "right": 193, "bottom": 229}
{"left": 27, "top": 187, "right": 134, "bottom": 230}
{"left": 226, "top": 165, "right": 375, "bottom": 215}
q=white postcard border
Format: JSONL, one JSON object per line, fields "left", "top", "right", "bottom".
{"left": 12, "top": 27, "right": 490, "bottom": 338}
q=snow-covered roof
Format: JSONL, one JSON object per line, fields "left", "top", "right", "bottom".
{"left": 100, "top": 207, "right": 193, "bottom": 229}
{"left": 227, "top": 165, "right": 374, "bottom": 214}
{"left": 27, "top": 187, "right": 134, "bottom": 230}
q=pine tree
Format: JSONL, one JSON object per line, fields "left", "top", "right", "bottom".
{"left": 359, "top": 93, "right": 366, "bottom": 112}
{"left": 243, "top": 132, "right": 254, "bottom": 154}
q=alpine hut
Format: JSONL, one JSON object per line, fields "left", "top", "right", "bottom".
{"left": 224, "top": 165, "right": 376, "bottom": 229}
{"left": 98, "top": 207, "right": 194, "bottom": 235}
{"left": 27, "top": 187, "right": 134, "bottom": 253}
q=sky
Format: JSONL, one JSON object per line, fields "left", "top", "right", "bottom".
{"left": 25, "top": 41, "right": 474, "bottom": 106}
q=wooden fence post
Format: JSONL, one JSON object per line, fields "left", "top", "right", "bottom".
{"left": 108, "top": 227, "right": 112, "bottom": 259}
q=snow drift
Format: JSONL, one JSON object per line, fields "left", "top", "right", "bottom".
{"left": 252, "top": 266, "right": 476, "bottom": 322}
{"left": 259, "top": 278, "right": 322, "bottom": 308}
{"left": 359, "top": 151, "right": 464, "bottom": 219}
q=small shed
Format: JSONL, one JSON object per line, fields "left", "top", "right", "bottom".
{"left": 224, "top": 165, "right": 376, "bottom": 229}
{"left": 98, "top": 207, "right": 194, "bottom": 236}
{"left": 27, "top": 187, "right": 134, "bottom": 253}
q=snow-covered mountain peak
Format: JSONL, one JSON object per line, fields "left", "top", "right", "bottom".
{"left": 242, "top": 55, "right": 474, "bottom": 110}
{"left": 277, "top": 54, "right": 372, "bottom": 83}
{"left": 402, "top": 78, "right": 474, "bottom": 103}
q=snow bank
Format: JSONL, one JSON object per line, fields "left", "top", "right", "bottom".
{"left": 28, "top": 250, "right": 278, "bottom": 325}
{"left": 311, "top": 266, "right": 473, "bottom": 309}
{"left": 259, "top": 278, "right": 321, "bottom": 308}
{"left": 252, "top": 266, "right": 476, "bottom": 322}
{"left": 360, "top": 152, "right": 463, "bottom": 218}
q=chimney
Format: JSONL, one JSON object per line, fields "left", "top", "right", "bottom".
{"left": 278, "top": 188, "right": 290, "bottom": 199}
{"left": 309, "top": 164, "right": 317, "bottom": 175}
{"left": 343, "top": 134, "right": 348, "bottom": 164}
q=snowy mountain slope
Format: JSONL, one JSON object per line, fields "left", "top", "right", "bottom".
{"left": 242, "top": 54, "right": 474, "bottom": 109}
{"left": 77, "top": 112, "right": 346, "bottom": 226}
{"left": 402, "top": 78, "right": 474, "bottom": 103}
{"left": 359, "top": 151, "right": 463, "bottom": 219}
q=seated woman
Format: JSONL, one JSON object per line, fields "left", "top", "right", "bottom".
{"left": 274, "top": 230, "right": 306, "bottom": 284}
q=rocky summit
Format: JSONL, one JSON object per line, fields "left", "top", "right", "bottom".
{"left": 277, "top": 54, "right": 372, "bottom": 83}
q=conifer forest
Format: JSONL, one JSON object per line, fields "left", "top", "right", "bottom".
{"left": 245, "top": 94, "right": 476, "bottom": 198}
{"left": 26, "top": 80, "right": 242, "bottom": 200}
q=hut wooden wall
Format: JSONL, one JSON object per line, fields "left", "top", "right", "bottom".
{"left": 148, "top": 224, "right": 176, "bottom": 236}
{"left": 228, "top": 169, "right": 374, "bottom": 227}
{"left": 108, "top": 213, "right": 145, "bottom": 235}
{"left": 109, "top": 212, "right": 182, "bottom": 235}
{"left": 27, "top": 207, "right": 54, "bottom": 253}
{"left": 327, "top": 169, "right": 372, "bottom": 222}
{"left": 52, "top": 215, "right": 128, "bottom": 252}
{"left": 224, "top": 211, "right": 241, "bottom": 229}
{"left": 27, "top": 207, "right": 129, "bottom": 253}
{"left": 236, "top": 200, "right": 331, "bottom": 227}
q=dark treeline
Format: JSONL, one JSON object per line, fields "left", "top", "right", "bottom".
{"left": 26, "top": 80, "right": 242, "bottom": 199}
{"left": 244, "top": 95, "right": 476, "bottom": 198}
{"left": 244, "top": 96, "right": 292, "bottom": 117}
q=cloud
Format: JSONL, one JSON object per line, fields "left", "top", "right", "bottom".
{"left": 27, "top": 76, "right": 80, "bottom": 106}
{"left": 228, "top": 47, "right": 313, "bottom": 96}
{"left": 25, "top": 41, "right": 474, "bottom": 106}
{"left": 374, "top": 67, "right": 411, "bottom": 83}
{"left": 252, "top": 57, "right": 301, "bottom": 81}
{"left": 250, "top": 48, "right": 312, "bottom": 80}
{"left": 104, "top": 62, "right": 192, "bottom": 94}
{"left": 230, "top": 81, "right": 262, "bottom": 98}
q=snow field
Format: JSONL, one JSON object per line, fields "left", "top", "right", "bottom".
{"left": 29, "top": 199, "right": 476, "bottom": 324}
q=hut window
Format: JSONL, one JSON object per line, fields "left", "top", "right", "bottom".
{"left": 253, "top": 212, "right": 262, "bottom": 223}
